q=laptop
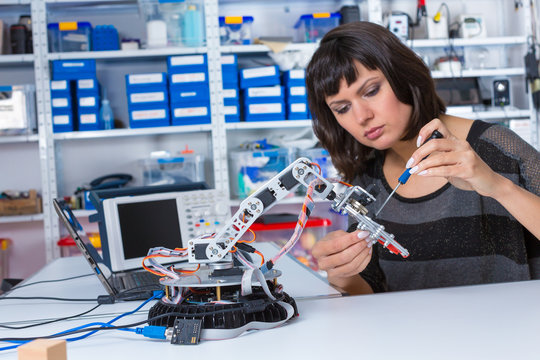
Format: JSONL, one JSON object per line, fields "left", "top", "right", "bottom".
{"left": 53, "top": 198, "right": 165, "bottom": 301}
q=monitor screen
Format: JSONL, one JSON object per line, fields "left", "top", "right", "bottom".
{"left": 117, "top": 199, "right": 182, "bottom": 260}
{"left": 102, "top": 189, "right": 230, "bottom": 272}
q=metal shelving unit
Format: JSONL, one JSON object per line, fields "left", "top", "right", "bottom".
{"left": 1, "top": 0, "right": 538, "bottom": 269}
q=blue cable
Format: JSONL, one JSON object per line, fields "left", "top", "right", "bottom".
{"left": 0, "top": 291, "right": 164, "bottom": 351}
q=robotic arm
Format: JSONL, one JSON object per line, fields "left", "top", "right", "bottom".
{"left": 187, "top": 157, "right": 408, "bottom": 265}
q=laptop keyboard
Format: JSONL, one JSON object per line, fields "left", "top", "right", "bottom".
{"left": 116, "top": 271, "right": 161, "bottom": 292}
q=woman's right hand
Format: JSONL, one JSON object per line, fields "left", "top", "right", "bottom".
{"left": 311, "top": 229, "right": 373, "bottom": 280}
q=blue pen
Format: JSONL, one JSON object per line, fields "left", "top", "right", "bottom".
{"left": 374, "top": 130, "right": 443, "bottom": 217}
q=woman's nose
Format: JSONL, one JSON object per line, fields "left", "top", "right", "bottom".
{"left": 351, "top": 102, "right": 372, "bottom": 124}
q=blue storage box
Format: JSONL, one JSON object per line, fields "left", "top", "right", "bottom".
{"left": 219, "top": 16, "right": 254, "bottom": 45}
{"left": 169, "top": 84, "right": 209, "bottom": 104}
{"left": 224, "top": 101, "right": 240, "bottom": 123}
{"left": 128, "top": 89, "right": 169, "bottom": 109}
{"left": 240, "top": 65, "right": 280, "bottom": 89}
{"left": 129, "top": 107, "right": 170, "bottom": 128}
{"left": 51, "top": 96, "right": 72, "bottom": 111}
{"left": 283, "top": 69, "right": 306, "bottom": 86}
{"left": 244, "top": 101, "right": 285, "bottom": 121}
{"left": 294, "top": 13, "right": 341, "bottom": 43}
{"left": 168, "top": 71, "right": 208, "bottom": 89}
{"left": 52, "top": 109, "right": 74, "bottom": 133}
{"left": 76, "top": 78, "right": 100, "bottom": 96}
{"left": 52, "top": 60, "right": 96, "bottom": 80}
{"left": 287, "top": 102, "right": 309, "bottom": 120}
{"left": 125, "top": 73, "right": 167, "bottom": 91}
{"left": 50, "top": 80, "right": 71, "bottom": 97}
{"left": 77, "top": 95, "right": 100, "bottom": 112}
{"left": 48, "top": 22, "right": 92, "bottom": 52}
{"left": 244, "top": 85, "right": 284, "bottom": 104}
{"left": 78, "top": 110, "right": 101, "bottom": 131}
{"left": 223, "top": 82, "right": 239, "bottom": 99}
{"left": 167, "top": 54, "right": 207, "bottom": 74}
{"left": 286, "top": 85, "right": 307, "bottom": 101}
{"left": 171, "top": 101, "right": 211, "bottom": 125}
{"left": 92, "top": 25, "right": 119, "bottom": 51}
{"left": 221, "top": 55, "right": 238, "bottom": 84}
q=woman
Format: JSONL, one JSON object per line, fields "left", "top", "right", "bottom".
{"left": 306, "top": 21, "right": 540, "bottom": 295}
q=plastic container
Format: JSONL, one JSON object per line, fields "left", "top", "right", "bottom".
{"left": 301, "top": 148, "right": 338, "bottom": 179}
{"left": 47, "top": 22, "right": 92, "bottom": 52}
{"left": 219, "top": 16, "right": 254, "bottom": 45}
{"left": 249, "top": 217, "right": 332, "bottom": 271}
{"left": 138, "top": 0, "right": 205, "bottom": 48}
{"left": 294, "top": 13, "right": 341, "bottom": 43}
{"left": 139, "top": 153, "right": 205, "bottom": 186}
{"left": 229, "top": 146, "right": 296, "bottom": 198}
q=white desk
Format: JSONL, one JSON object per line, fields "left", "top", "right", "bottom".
{"left": 2, "top": 253, "right": 540, "bottom": 359}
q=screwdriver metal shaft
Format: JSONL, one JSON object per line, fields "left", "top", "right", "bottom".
{"left": 374, "top": 130, "right": 443, "bottom": 218}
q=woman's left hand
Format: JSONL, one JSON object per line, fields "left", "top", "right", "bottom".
{"left": 406, "top": 118, "right": 505, "bottom": 198}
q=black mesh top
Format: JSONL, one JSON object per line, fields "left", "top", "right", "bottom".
{"left": 352, "top": 120, "right": 540, "bottom": 292}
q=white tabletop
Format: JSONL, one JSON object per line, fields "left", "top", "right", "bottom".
{"left": 2, "top": 250, "right": 540, "bottom": 359}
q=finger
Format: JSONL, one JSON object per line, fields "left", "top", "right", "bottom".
{"left": 410, "top": 150, "right": 461, "bottom": 175}
{"left": 317, "top": 240, "right": 368, "bottom": 271}
{"left": 407, "top": 138, "right": 455, "bottom": 169}
{"left": 326, "top": 245, "right": 372, "bottom": 278}
{"left": 416, "top": 118, "right": 449, "bottom": 147}
{"left": 314, "top": 230, "right": 370, "bottom": 257}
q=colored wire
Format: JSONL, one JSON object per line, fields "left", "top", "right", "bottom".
{"left": 253, "top": 250, "right": 265, "bottom": 267}
{"left": 0, "top": 296, "right": 96, "bottom": 302}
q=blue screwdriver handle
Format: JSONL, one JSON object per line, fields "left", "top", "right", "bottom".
{"left": 398, "top": 130, "right": 444, "bottom": 185}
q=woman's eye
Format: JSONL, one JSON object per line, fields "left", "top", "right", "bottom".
{"left": 365, "top": 85, "right": 380, "bottom": 97}
{"left": 334, "top": 105, "right": 350, "bottom": 114}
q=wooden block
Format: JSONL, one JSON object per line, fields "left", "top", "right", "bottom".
{"left": 18, "top": 339, "right": 67, "bottom": 360}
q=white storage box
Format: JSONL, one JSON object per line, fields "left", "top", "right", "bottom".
{"left": 139, "top": 154, "right": 205, "bottom": 186}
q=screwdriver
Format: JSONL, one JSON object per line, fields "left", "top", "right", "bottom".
{"left": 374, "top": 130, "right": 444, "bottom": 217}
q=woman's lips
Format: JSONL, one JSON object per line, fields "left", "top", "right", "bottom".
{"left": 365, "top": 126, "right": 384, "bottom": 140}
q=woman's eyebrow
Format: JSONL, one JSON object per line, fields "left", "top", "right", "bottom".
{"left": 327, "top": 76, "right": 379, "bottom": 107}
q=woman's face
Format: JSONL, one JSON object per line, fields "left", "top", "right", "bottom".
{"left": 325, "top": 61, "right": 412, "bottom": 150}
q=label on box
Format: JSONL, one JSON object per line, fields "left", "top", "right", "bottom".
{"left": 290, "top": 86, "right": 306, "bottom": 96}
{"left": 132, "top": 109, "right": 167, "bottom": 120}
{"left": 221, "top": 55, "right": 236, "bottom": 65}
{"left": 248, "top": 86, "right": 281, "bottom": 97}
{"left": 223, "top": 89, "right": 237, "bottom": 98}
{"left": 78, "top": 79, "right": 95, "bottom": 89}
{"left": 224, "top": 105, "right": 238, "bottom": 115}
{"left": 180, "top": 91, "right": 197, "bottom": 98}
{"left": 243, "top": 66, "right": 276, "bottom": 79}
{"left": 174, "top": 107, "right": 208, "bottom": 117}
{"left": 130, "top": 92, "right": 165, "bottom": 103}
{"left": 170, "top": 55, "right": 205, "bottom": 66}
{"left": 172, "top": 73, "right": 206, "bottom": 83}
{"left": 80, "top": 114, "right": 97, "bottom": 124}
{"left": 289, "top": 69, "right": 305, "bottom": 79}
{"left": 249, "top": 103, "right": 282, "bottom": 114}
{"left": 51, "top": 80, "right": 68, "bottom": 90}
{"left": 61, "top": 62, "right": 85, "bottom": 68}
{"left": 79, "top": 97, "right": 96, "bottom": 107}
{"left": 53, "top": 115, "right": 70, "bottom": 125}
{"left": 128, "top": 73, "right": 163, "bottom": 85}
{"left": 291, "top": 103, "right": 307, "bottom": 112}
{"left": 52, "top": 98, "right": 69, "bottom": 108}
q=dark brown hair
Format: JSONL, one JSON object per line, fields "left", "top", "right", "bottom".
{"left": 306, "top": 21, "right": 445, "bottom": 182}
